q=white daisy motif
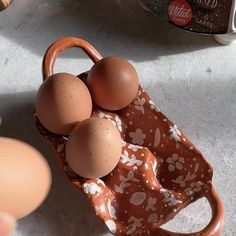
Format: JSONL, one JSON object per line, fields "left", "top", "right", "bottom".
{"left": 169, "top": 124, "right": 181, "bottom": 142}
{"left": 121, "top": 150, "right": 143, "bottom": 167}
{"left": 128, "top": 144, "right": 143, "bottom": 152}
{"left": 149, "top": 100, "right": 160, "bottom": 112}
{"left": 83, "top": 182, "right": 101, "bottom": 195}
{"left": 184, "top": 181, "right": 204, "bottom": 196}
{"left": 105, "top": 220, "right": 117, "bottom": 234}
{"left": 166, "top": 154, "right": 184, "bottom": 172}
{"left": 108, "top": 200, "right": 117, "bottom": 219}
{"left": 129, "top": 129, "right": 146, "bottom": 145}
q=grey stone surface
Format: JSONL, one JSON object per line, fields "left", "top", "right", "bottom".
{"left": 0, "top": 0, "right": 235, "bottom": 235}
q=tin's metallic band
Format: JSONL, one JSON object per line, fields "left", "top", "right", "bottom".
{"left": 228, "top": 0, "right": 236, "bottom": 33}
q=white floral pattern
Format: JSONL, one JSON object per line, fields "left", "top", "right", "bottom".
{"left": 129, "top": 128, "right": 146, "bottom": 145}
{"left": 108, "top": 200, "right": 117, "bottom": 219}
{"left": 149, "top": 100, "right": 160, "bottom": 112}
{"left": 115, "top": 116, "right": 122, "bottom": 132}
{"left": 127, "top": 216, "right": 143, "bottom": 235}
{"left": 98, "top": 111, "right": 113, "bottom": 119}
{"left": 37, "top": 80, "right": 212, "bottom": 235}
{"left": 147, "top": 214, "right": 158, "bottom": 223}
{"left": 83, "top": 183, "right": 101, "bottom": 195}
{"left": 169, "top": 124, "right": 181, "bottom": 142}
{"left": 122, "top": 140, "right": 126, "bottom": 147}
{"left": 128, "top": 144, "right": 143, "bottom": 152}
{"left": 145, "top": 197, "right": 157, "bottom": 211}
{"left": 152, "top": 159, "right": 158, "bottom": 175}
{"left": 172, "top": 163, "right": 200, "bottom": 187}
{"left": 121, "top": 150, "right": 143, "bottom": 167}
{"left": 166, "top": 154, "right": 184, "bottom": 172}
{"left": 96, "top": 178, "right": 105, "bottom": 186}
{"left": 134, "top": 91, "right": 145, "bottom": 114}
{"left": 161, "top": 189, "right": 182, "bottom": 206}
{"left": 184, "top": 181, "right": 204, "bottom": 196}
{"left": 105, "top": 220, "right": 117, "bottom": 234}
{"left": 129, "top": 192, "right": 146, "bottom": 206}
{"left": 114, "top": 171, "right": 139, "bottom": 193}
{"left": 98, "top": 111, "right": 122, "bottom": 132}
{"left": 154, "top": 128, "right": 161, "bottom": 148}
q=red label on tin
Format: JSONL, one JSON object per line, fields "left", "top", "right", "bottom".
{"left": 168, "top": 0, "right": 192, "bottom": 26}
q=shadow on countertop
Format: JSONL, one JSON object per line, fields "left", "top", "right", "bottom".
{"left": 0, "top": 75, "right": 235, "bottom": 234}
{"left": 0, "top": 91, "right": 109, "bottom": 236}
{"left": 0, "top": 0, "right": 219, "bottom": 61}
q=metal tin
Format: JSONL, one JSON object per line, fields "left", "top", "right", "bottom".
{"left": 140, "top": 0, "right": 236, "bottom": 35}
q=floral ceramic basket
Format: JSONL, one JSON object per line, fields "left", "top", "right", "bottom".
{"left": 35, "top": 37, "right": 224, "bottom": 236}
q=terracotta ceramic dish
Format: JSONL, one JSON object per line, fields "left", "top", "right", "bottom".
{"left": 35, "top": 37, "right": 224, "bottom": 236}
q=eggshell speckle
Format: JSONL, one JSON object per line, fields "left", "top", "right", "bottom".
{"left": 66, "top": 117, "right": 122, "bottom": 178}
{"left": 35, "top": 72, "right": 92, "bottom": 135}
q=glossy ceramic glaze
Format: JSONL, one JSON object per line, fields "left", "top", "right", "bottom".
{"left": 35, "top": 37, "right": 224, "bottom": 236}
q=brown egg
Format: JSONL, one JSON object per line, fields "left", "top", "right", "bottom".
{"left": 35, "top": 72, "right": 92, "bottom": 135}
{"left": 66, "top": 117, "right": 122, "bottom": 178}
{"left": 87, "top": 57, "right": 139, "bottom": 111}
{"left": 0, "top": 137, "right": 51, "bottom": 219}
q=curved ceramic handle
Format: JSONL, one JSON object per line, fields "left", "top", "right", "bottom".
{"left": 42, "top": 37, "right": 103, "bottom": 80}
{"left": 151, "top": 186, "right": 224, "bottom": 236}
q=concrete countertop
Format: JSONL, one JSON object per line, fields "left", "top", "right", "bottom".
{"left": 0, "top": 0, "right": 235, "bottom": 235}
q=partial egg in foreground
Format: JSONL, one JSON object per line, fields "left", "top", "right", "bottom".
{"left": 35, "top": 72, "right": 92, "bottom": 135}
{"left": 0, "top": 137, "right": 51, "bottom": 219}
{"left": 66, "top": 117, "right": 122, "bottom": 178}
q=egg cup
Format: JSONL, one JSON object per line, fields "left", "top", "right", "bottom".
{"left": 35, "top": 37, "right": 224, "bottom": 236}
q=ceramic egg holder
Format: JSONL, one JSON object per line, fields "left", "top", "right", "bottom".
{"left": 35, "top": 37, "right": 224, "bottom": 236}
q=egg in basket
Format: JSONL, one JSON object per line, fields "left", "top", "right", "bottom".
{"left": 35, "top": 37, "right": 224, "bottom": 236}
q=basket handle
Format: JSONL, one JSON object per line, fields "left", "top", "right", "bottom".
{"left": 42, "top": 37, "right": 103, "bottom": 80}
{"left": 150, "top": 186, "right": 224, "bottom": 236}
